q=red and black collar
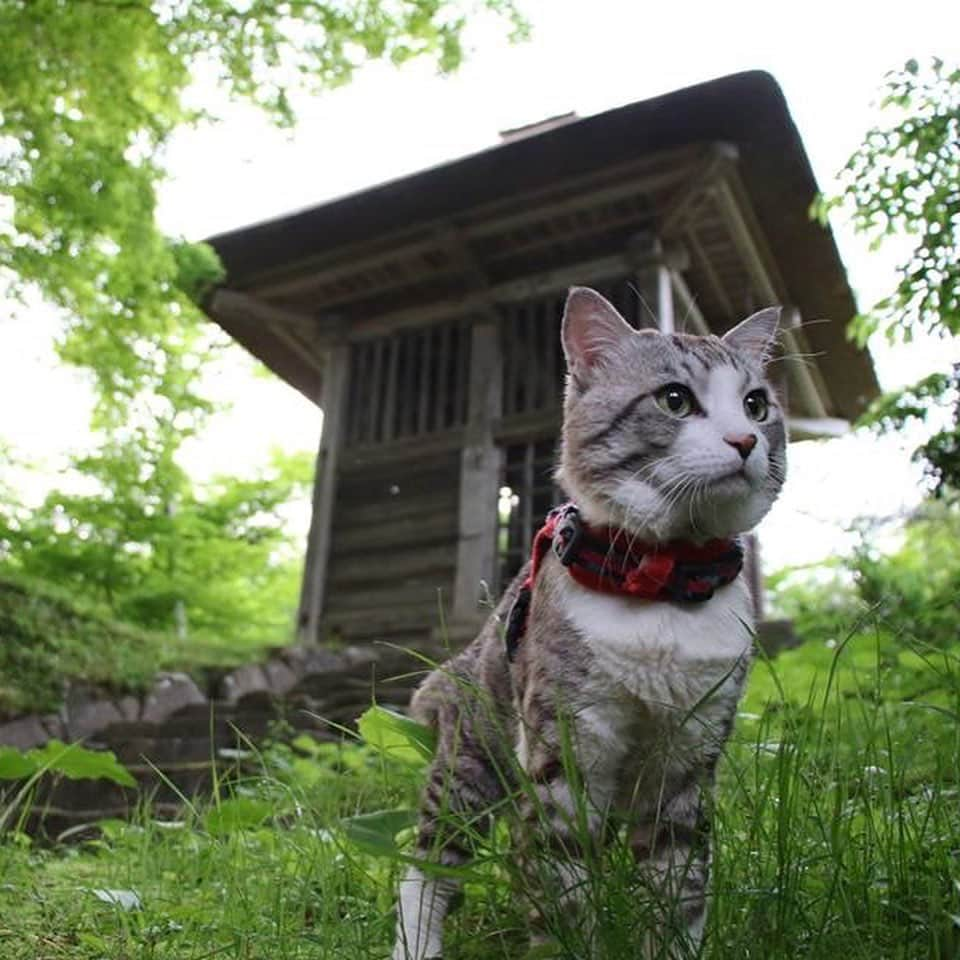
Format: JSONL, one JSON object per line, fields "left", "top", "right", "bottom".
{"left": 505, "top": 503, "right": 743, "bottom": 662}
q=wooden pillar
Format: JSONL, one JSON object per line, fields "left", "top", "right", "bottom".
{"left": 297, "top": 343, "right": 349, "bottom": 645}
{"left": 629, "top": 232, "right": 674, "bottom": 332}
{"left": 451, "top": 318, "right": 503, "bottom": 625}
{"left": 742, "top": 532, "right": 764, "bottom": 623}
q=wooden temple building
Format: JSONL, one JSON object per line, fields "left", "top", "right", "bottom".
{"left": 203, "top": 71, "right": 879, "bottom": 652}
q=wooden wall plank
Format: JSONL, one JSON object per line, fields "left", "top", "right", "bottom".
{"left": 333, "top": 489, "right": 458, "bottom": 530}
{"left": 368, "top": 337, "right": 385, "bottom": 443}
{"left": 326, "top": 581, "right": 454, "bottom": 615}
{"left": 297, "top": 343, "right": 350, "bottom": 644}
{"left": 417, "top": 327, "right": 434, "bottom": 435}
{"left": 401, "top": 331, "right": 418, "bottom": 438}
{"left": 455, "top": 320, "right": 470, "bottom": 427}
{"left": 382, "top": 333, "right": 399, "bottom": 442}
{"left": 436, "top": 321, "right": 452, "bottom": 429}
{"left": 329, "top": 543, "right": 456, "bottom": 587}
{"left": 331, "top": 512, "right": 458, "bottom": 556}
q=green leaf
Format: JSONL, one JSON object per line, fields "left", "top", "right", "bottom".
{"left": 0, "top": 748, "right": 38, "bottom": 780}
{"left": 357, "top": 705, "right": 436, "bottom": 766}
{"left": 0, "top": 742, "right": 135, "bottom": 787}
{"left": 341, "top": 807, "right": 418, "bottom": 857}
{"left": 291, "top": 733, "right": 327, "bottom": 757}
{"left": 30, "top": 741, "right": 136, "bottom": 788}
{"left": 203, "top": 797, "right": 273, "bottom": 836}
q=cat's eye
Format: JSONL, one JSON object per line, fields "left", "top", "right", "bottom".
{"left": 654, "top": 383, "right": 697, "bottom": 418}
{"left": 744, "top": 389, "right": 769, "bottom": 422}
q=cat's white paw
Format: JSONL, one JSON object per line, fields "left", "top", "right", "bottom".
{"left": 393, "top": 865, "right": 452, "bottom": 960}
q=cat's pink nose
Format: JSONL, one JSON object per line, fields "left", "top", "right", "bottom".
{"left": 724, "top": 432, "right": 757, "bottom": 461}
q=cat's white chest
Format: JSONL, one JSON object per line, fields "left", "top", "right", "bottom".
{"left": 560, "top": 575, "right": 754, "bottom": 712}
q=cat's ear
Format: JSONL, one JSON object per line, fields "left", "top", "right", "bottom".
{"left": 561, "top": 287, "right": 635, "bottom": 382}
{"left": 722, "top": 306, "right": 781, "bottom": 363}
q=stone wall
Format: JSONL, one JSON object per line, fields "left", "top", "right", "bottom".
{"left": 0, "top": 643, "right": 428, "bottom": 838}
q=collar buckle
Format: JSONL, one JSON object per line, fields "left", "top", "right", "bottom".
{"left": 553, "top": 505, "right": 584, "bottom": 567}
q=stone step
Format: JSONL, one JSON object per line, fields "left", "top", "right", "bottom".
{"left": 2, "top": 643, "right": 432, "bottom": 836}
{"left": 30, "top": 764, "right": 212, "bottom": 812}
{"left": 292, "top": 673, "right": 419, "bottom": 703}
{"left": 109, "top": 735, "right": 239, "bottom": 766}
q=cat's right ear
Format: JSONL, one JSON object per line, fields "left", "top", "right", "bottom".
{"left": 722, "top": 306, "right": 781, "bottom": 363}
{"left": 561, "top": 287, "right": 635, "bottom": 387}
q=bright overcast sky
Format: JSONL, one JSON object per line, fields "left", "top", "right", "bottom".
{"left": 2, "top": 0, "right": 960, "bottom": 572}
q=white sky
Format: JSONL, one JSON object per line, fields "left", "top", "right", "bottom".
{"left": 2, "top": 0, "right": 959, "bottom": 572}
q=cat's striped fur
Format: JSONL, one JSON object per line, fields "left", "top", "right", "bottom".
{"left": 393, "top": 288, "right": 787, "bottom": 958}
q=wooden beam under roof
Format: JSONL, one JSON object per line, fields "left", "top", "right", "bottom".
{"left": 669, "top": 269, "right": 712, "bottom": 335}
{"left": 464, "top": 148, "right": 701, "bottom": 240}
{"left": 323, "top": 251, "right": 630, "bottom": 343}
{"left": 684, "top": 224, "right": 736, "bottom": 320}
{"left": 659, "top": 142, "right": 739, "bottom": 234}
{"left": 705, "top": 171, "right": 833, "bottom": 420}
{"left": 250, "top": 145, "right": 705, "bottom": 305}
{"left": 206, "top": 288, "right": 326, "bottom": 403}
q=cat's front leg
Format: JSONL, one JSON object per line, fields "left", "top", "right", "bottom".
{"left": 392, "top": 687, "right": 511, "bottom": 960}
{"left": 629, "top": 783, "right": 711, "bottom": 959}
{"left": 516, "top": 709, "right": 624, "bottom": 953}
{"left": 392, "top": 865, "right": 458, "bottom": 960}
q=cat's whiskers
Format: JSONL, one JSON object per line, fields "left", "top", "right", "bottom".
{"left": 608, "top": 455, "right": 691, "bottom": 554}
{"left": 638, "top": 470, "right": 699, "bottom": 543}
{"left": 687, "top": 477, "right": 702, "bottom": 535}
{"left": 766, "top": 349, "right": 825, "bottom": 371}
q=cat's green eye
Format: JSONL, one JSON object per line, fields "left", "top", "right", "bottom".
{"left": 744, "top": 389, "right": 769, "bottom": 422}
{"left": 654, "top": 383, "right": 696, "bottom": 418}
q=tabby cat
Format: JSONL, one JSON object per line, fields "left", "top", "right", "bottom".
{"left": 392, "top": 287, "right": 786, "bottom": 959}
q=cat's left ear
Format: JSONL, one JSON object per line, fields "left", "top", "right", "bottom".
{"left": 722, "top": 306, "right": 782, "bottom": 364}
{"left": 561, "top": 287, "right": 635, "bottom": 384}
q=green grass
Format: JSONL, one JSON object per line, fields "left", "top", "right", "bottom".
{"left": 1, "top": 622, "right": 959, "bottom": 958}
{"left": 0, "top": 574, "right": 288, "bottom": 718}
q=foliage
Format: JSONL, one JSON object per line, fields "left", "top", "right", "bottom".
{"left": 0, "top": 571, "right": 294, "bottom": 719}
{"left": 772, "top": 501, "right": 960, "bottom": 650}
{"left": 0, "top": 619, "right": 958, "bottom": 957}
{"left": 0, "top": 447, "right": 312, "bottom": 644}
{"left": 0, "top": 0, "right": 527, "bottom": 651}
{"left": 0, "top": 574, "right": 165, "bottom": 717}
{"left": 818, "top": 58, "right": 960, "bottom": 493}
{"left": 858, "top": 366, "right": 960, "bottom": 495}
{"left": 0, "top": 740, "right": 135, "bottom": 837}
{"left": 852, "top": 501, "right": 960, "bottom": 648}
{"left": 357, "top": 704, "right": 437, "bottom": 766}
{"left": 820, "top": 58, "right": 960, "bottom": 346}
{"left": 0, "top": 0, "right": 527, "bottom": 375}
{"left": 0, "top": 741, "right": 134, "bottom": 788}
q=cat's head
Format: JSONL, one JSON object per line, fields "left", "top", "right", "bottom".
{"left": 558, "top": 286, "right": 786, "bottom": 542}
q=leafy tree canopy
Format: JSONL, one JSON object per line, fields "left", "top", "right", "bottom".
{"left": 822, "top": 58, "right": 959, "bottom": 346}
{"left": 0, "top": 0, "right": 526, "bottom": 405}
{"left": 0, "top": 0, "right": 526, "bottom": 644}
{"left": 821, "top": 58, "right": 960, "bottom": 495}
